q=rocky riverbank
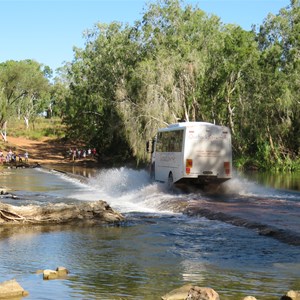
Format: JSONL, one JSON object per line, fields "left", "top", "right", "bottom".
{"left": 1, "top": 280, "right": 299, "bottom": 300}
{"left": 161, "top": 284, "right": 300, "bottom": 300}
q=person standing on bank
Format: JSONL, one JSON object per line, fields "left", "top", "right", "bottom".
{"left": 24, "top": 151, "right": 29, "bottom": 163}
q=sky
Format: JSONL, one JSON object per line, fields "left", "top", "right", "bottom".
{"left": 0, "top": 0, "right": 290, "bottom": 73}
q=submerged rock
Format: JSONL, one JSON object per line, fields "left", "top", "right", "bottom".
{"left": 161, "top": 285, "right": 219, "bottom": 300}
{"left": 162, "top": 286, "right": 300, "bottom": 300}
{"left": 186, "top": 286, "right": 220, "bottom": 300}
{"left": 281, "top": 290, "right": 300, "bottom": 300}
{"left": 161, "top": 284, "right": 193, "bottom": 300}
{"left": 0, "top": 279, "right": 29, "bottom": 298}
{"left": 43, "top": 267, "right": 69, "bottom": 280}
{"left": 0, "top": 200, "right": 124, "bottom": 225}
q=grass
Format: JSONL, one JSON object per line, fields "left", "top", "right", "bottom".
{"left": 8, "top": 117, "right": 65, "bottom": 140}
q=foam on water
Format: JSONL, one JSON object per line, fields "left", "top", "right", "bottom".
{"left": 221, "top": 173, "right": 300, "bottom": 202}
{"left": 62, "top": 167, "right": 178, "bottom": 213}
{"left": 219, "top": 171, "right": 279, "bottom": 197}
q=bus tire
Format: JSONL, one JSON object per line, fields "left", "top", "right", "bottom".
{"left": 168, "top": 172, "right": 174, "bottom": 191}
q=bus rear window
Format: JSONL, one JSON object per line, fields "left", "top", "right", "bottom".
{"left": 156, "top": 130, "right": 183, "bottom": 152}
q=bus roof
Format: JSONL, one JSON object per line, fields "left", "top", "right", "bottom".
{"left": 165, "top": 122, "right": 215, "bottom": 129}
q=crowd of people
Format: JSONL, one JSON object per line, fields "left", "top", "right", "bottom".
{"left": 0, "top": 146, "right": 97, "bottom": 165}
{"left": 67, "top": 148, "right": 97, "bottom": 161}
{"left": 0, "top": 149, "right": 29, "bottom": 164}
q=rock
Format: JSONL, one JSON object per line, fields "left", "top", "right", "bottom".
{"left": 0, "top": 279, "right": 29, "bottom": 298}
{"left": 43, "top": 267, "right": 69, "bottom": 280}
{"left": 161, "top": 284, "right": 194, "bottom": 300}
{"left": 186, "top": 286, "right": 220, "bottom": 300}
{"left": 161, "top": 286, "right": 220, "bottom": 300}
{"left": 0, "top": 200, "right": 124, "bottom": 224}
{"left": 43, "top": 269, "right": 58, "bottom": 280}
{"left": 0, "top": 189, "right": 8, "bottom": 195}
{"left": 56, "top": 266, "right": 69, "bottom": 277}
{"left": 243, "top": 297, "right": 257, "bottom": 300}
{"left": 281, "top": 290, "right": 300, "bottom": 300}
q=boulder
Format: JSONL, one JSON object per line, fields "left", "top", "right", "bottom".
{"left": 0, "top": 279, "right": 29, "bottom": 298}
{"left": 186, "top": 286, "right": 220, "bottom": 300}
{"left": 56, "top": 266, "right": 69, "bottom": 277}
{"left": 161, "top": 284, "right": 194, "bottom": 300}
{"left": 161, "top": 286, "right": 220, "bottom": 300}
{"left": 281, "top": 290, "right": 300, "bottom": 300}
{"left": 243, "top": 297, "right": 257, "bottom": 300}
{"left": 43, "top": 266, "right": 69, "bottom": 280}
{"left": 43, "top": 269, "right": 59, "bottom": 280}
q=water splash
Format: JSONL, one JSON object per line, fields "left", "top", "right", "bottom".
{"left": 65, "top": 167, "right": 179, "bottom": 214}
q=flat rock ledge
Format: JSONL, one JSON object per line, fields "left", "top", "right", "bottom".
{"left": 0, "top": 200, "right": 124, "bottom": 225}
{"left": 161, "top": 285, "right": 300, "bottom": 300}
{"left": 0, "top": 279, "right": 29, "bottom": 299}
{"left": 0, "top": 267, "right": 69, "bottom": 299}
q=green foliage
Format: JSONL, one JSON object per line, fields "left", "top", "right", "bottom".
{"left": 0, "top": 59, "right": 52, "bottom": 138}
{"left": 4, "top": 0, "right": 294, "bottom": 169}
{"left": 9, "top": 117, "right": 65, "bottom": 140}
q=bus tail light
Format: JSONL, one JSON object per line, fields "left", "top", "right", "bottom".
{"left": 186, "top": 159, "right": 193, "bottom": 174}
{"left": 224, "top": 161, "right": 230, "bottom": 175}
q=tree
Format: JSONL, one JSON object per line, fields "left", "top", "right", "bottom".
{"left": 0, "top": 60, "right": 51, "bottom": 140}
{"left": 63, "top": 22, "right": 137, "bottom": 160}
{"left": 207, "top": 25, "right": 260, "bottom": 154}
{"left": 62, "top": 0, "right": 299, "bottom": 169}
{"left": 255, "top": 0, "right": 300, "bottom": 167}
{"left": 115, "top": 0, "right": 226, "bottom": 160}
{"left": 50, "top": 65, "right": 72, "bottom": 118}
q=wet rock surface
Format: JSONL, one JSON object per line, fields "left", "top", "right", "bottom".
{"left": 162, "top": 285, "right": 300, "bottom": 300}
{"left": 0, "top": 200, "right": 124, "bottom": 225}
{"left": 0, "top": 279, "right": 29, "bottom": 298}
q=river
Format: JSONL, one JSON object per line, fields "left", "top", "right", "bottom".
{"left": 0, "top": 166, "right": 299, "bottom": 300}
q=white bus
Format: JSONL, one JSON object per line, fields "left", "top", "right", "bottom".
{"left": 147, "top": 122, "right": 232, "bottom": 189}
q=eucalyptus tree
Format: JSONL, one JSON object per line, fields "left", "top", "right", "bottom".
{"left": 255, "top": 0, "right": 300, "bottom": 167}
{"left": 202, "top": 25, "right": 260, "bottom": 156}
{"left": 112, "top": 0, "right": 187, "bottom": 160}
{"left": 0, "top": 60, "right": 51, "bottom": 140}
{"left": 64, "top": 22, "right": 140, "bottom": 159}
{"left": 116, "top": 0, "right": 227, "bottom": 160}
{"left": 51, "top": 65, "right": 72, "bottom": 118}
{"left": 136, "top": 0, "right": 224, "bottom": 123}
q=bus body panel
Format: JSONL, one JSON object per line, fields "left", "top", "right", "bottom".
{"left": 154, "top": 152, "right": 183, "bottom": 183}
{"left": 151, "top": 122, "right": 232, "bottom": 186}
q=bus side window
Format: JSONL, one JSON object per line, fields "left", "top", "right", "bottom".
{"left": 172, "top": 130, "right": 183, "bottom": 152}
{"left": 156, "top": 130, "right": 183, "bottom": 152}
{"left": 156, "top": 133, "right": 163, "bottom": 152}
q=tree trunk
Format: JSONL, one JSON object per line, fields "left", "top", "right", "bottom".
{"left": 24, "top": 116, "right": 29, "bottom": 129}
{"left": 226, "top": 95, "right": 235, "bottom": 136}
{"left": 267, "top": 125, "right": 278, "bottom": 161}
{"left": 1, "top": 121, "right": 7, "bottom": 142}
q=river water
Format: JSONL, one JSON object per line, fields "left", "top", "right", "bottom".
{"left": 0, "top": 166, "right": 299, "bottom": 300}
